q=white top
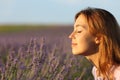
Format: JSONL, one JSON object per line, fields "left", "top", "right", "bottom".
{"left": 92, "top": 66, "right": 120, "bottom": 80}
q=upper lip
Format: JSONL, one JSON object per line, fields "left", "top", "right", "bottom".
{"left": 72, "top": 43, "right": 77, "bottom": 45}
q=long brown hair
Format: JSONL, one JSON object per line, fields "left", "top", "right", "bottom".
{"left": 75, "top": 7, "right": 120, "bottom": 79}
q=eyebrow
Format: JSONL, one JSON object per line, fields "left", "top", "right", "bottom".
{"left": 74, "top": 24, "right": 86, "bottom": 29}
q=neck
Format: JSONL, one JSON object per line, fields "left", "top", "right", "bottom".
{"left": 85, "top": 52, "right": 100, "bottom": 69}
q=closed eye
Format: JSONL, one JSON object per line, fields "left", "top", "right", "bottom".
{"left": 77, "top": 31, "right": 82, "bottom": 33}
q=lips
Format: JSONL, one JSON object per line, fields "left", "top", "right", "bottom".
{"left": 71, "top": 43, "right": 77, "bottom": 47}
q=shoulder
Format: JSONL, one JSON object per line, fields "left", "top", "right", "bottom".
{"left": 92, "top": 66, "right": 96, "bottom": 76}
{"left": 114, "top": 65, "right": 120, "bottom": 80}
{"left": 92, "top": 66, "right": 103, "bottom": 80}
{"left": 92, "top": 66, "right": 97, "bottom": 79}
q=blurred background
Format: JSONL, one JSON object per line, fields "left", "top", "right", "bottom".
{"left": 0, "top": 0, "right": 120, "bottom": 79}
{"left": 0, "top": 0, "right": 120, "bottom": 51}
{"left": 0, "top": 0, "right": 120, "bottom": 25}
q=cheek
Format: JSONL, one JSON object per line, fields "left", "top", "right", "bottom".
{"left": 75, "top": 34, "right": 96, "bottom": 55}
{"left": 77, "top": 36, "right": 90, "bottom": 50}
{"left": 77, "top": 34, "right": 90, "bottom": 46}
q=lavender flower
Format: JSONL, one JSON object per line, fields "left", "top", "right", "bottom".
{"left": 0, "top": 37, "right": 93, "bottom": 80}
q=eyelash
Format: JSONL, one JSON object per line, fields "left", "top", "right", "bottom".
{"left": 77, "top": 31, "right": 82, "bottom": 33}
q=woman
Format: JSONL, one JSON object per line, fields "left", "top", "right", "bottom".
{"left": 69, "top": 7, "right": 120, "bottom": 80}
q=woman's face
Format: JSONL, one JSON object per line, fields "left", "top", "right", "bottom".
{"left": 69, "top": 14, "right": 97, "bottom": 56}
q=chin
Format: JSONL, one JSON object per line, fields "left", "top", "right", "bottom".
{"left": 72, "top": 51, "right": 81, "bottom": 55}
{"left": 72, "top": 50, "right": 88, "bottom": 56}
{"left": 72, "top": 53, "right": 79, "bottom": 55}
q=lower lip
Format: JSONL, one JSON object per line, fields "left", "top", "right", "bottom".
{"left": 71, "top": 44, "right": 77, "bottom": 47}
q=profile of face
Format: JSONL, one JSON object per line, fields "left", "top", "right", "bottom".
{"left": 69, "top": 14, "right": 99, "bottom": 56}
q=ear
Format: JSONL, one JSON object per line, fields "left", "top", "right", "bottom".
{"left": 95, "top": 36, "right": 101, "bottom": 44}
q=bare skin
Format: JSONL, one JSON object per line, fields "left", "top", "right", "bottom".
{"left": 69, "top": 14, "right": 101, "bottom": 69}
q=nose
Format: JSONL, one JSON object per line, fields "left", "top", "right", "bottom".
{"left": 69, "top": 31, "right": 75, "bottom": 39}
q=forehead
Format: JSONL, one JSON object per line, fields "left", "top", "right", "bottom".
{"left": 74, "top": 14, "right": 88, "bottom": 29}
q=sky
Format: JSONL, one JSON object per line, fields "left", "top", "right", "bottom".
{"left": 0, "top": 0, "right": 120, "bottom": 25}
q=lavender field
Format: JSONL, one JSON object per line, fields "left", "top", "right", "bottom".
{"left": 0, "top": 25, "right": 93, "bottom": 80}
